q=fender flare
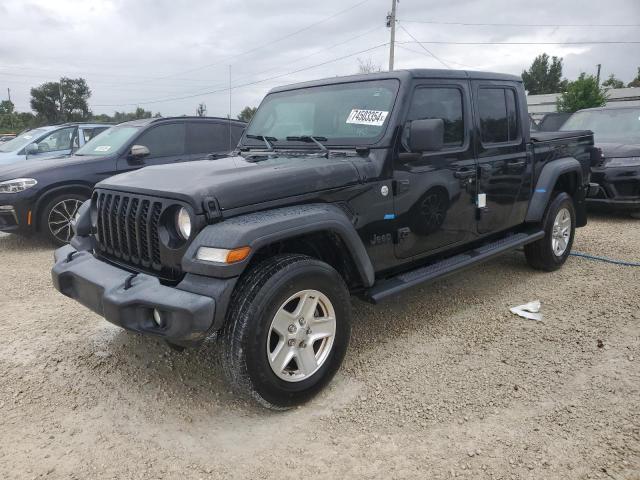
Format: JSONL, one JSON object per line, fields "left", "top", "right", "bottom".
{"left": 182, "top": 203, "right": 375, "bottom": 287}
{"left": 525, "top": 157, "right": 583, "bottom": 223}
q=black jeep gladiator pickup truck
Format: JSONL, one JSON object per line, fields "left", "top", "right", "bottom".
{"left": 52, "top": 69, "right": 595, "bottom": 409}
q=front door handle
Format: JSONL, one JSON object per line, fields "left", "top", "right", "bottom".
{"left": 454, "top": 170, "right": 474, "bottom": 180}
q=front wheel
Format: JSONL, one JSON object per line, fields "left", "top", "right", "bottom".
{"left": 220, "top": 254, "right": 351, "bottom": 409}
{"left": 40, "top": 193, "right": 88, "bottom": 247}
{"left": 525, "top": 192, "right": 576, "bottom": 271}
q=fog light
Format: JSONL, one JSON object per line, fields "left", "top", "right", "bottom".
{"left": 152, "top": 309, "right": 164, "bottom": 327}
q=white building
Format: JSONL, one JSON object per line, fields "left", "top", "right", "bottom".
{"left": 527, "top": 87, "right": 640, "bottom": 116}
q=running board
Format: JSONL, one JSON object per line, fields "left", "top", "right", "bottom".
{"left": 364, "top": 230, "right": 544, "bottom": 303}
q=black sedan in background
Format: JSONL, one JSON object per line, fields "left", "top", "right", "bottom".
{"left": 561, "top": 106, "right": 640, "bottom": 218}
{"left": 0, "top": 116, "right": 246, "bottom": 245}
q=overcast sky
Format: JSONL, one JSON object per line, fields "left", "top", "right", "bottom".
{"left": 1, "top": 0, "right": 639, "bottom": 118}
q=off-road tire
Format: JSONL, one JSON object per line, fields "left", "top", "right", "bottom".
{"left": 525, "top": 192, "right": 576, "bottom": 271}
{"left": 40, "top": 193, "right": 89, "bottom": 247}
{"left": 219, "top": 254, "right": 351, "bottom": 410}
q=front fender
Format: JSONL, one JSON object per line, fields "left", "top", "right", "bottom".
{"left": 181, "top": 203, "right": 375, "bottom": 287}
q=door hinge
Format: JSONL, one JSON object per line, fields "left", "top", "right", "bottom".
{"left": 393, "top": 179, "right": 410, "bottom": 195}
{"left": 396, "top": 227, "right": 411, "bottom": 244}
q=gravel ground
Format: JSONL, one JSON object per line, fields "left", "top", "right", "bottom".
{"left": 0, "top": 215, "right": 638, "bottom": 479}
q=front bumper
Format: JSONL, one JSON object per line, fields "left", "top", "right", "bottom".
{"left": 52, "top": 244, "right": 217, "bottom": 345}
{"left": 0, "top": 191, "right": 37, "bottom": 234}
{"left": 588, "top": 165, "right": 640, "bottom": 212}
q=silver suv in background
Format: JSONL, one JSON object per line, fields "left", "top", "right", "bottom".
{"left": 0, "top": 123, "right": 112, "bottom": 165}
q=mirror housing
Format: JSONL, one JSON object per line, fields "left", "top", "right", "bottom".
{"left": 408, "top": 118, "right": 444, "bottom": 153}
{"left": 128, "top": 144, "right": 150, "bottom": 161}
{"left": 25, "top": 143, "right": 39, "bottom": 154}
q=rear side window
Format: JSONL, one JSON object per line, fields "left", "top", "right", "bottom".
{"left": 231, "top": 125, "right": 245, "bottom": 146}
{"left": 137, "top": 123, "right": 186, "bottom": 157}
{"left": 83, "top": 127, "right": 109, "bottom": 142}
{"left": 478, "top": 88, "right": 519, "bottom": 144}
{"left": 187, "top": 122, "right": 235, "bottom": 154}
{"left": 407, "top": 87, "right": 464, "bottom": 146}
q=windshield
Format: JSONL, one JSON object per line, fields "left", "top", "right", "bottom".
{"left": 75, "top": 126, "right": 139, "bottom": 156}
{"left": 244, "top": 79, "right": 400, "bottom": 148}
{"left": 561, "top": 108, "right": 640, "bottom": 144}
{"left": 0, "top": 128, "right": 48, "bottom": 152}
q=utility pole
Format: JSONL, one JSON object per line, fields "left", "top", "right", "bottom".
{"left": 7, "top": 88, "right": 11, "bottom": 103}
{"left": 387, "top": 0, "right": 397, "bottom": 71}
{"left": 596, "top": 64, "right": 601, "bottom": 86}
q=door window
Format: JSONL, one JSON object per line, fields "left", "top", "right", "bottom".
{"left": 405, "top": 87, "right": 465, "bottom": 149}
{"left": 36, "top": 127, "right": 76, "bottom": 153}
{"left": 186, "top": 122, "right": 230, "bottom": 154}
{"left": 136, "top": 123, "right": 186, "bottom": 157}
{"left": 478, "top": 88, "right": 519, "bottom": 144}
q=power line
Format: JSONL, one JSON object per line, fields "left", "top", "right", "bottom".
{"left": 399, "top": 19, "right": 640, "bottom": 28}
{"left": 92, "top": 42, "right": 390, "bottom": 107}
{"left": 396, "top": 44, "right": 479, "bottom": 69}
{"left": 397, "top": 24, "right": 451, "bottom": 69}
{"left": 398, "top": 40, "right": 640, "bottom": 45}
{"left": 94, "top": 26, "right": 384, "bottom": 105}
{"left": 118, "top": 0, "right": 373, "bottom": 85}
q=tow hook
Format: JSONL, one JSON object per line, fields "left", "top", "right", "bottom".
{"left": 124, "top": 272, "right": 139, "bottom": 290}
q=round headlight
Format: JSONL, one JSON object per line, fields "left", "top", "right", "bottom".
{"left": 176, "top": 207, "right": 191, "bottom": 240}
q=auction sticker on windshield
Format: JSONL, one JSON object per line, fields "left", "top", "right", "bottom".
{"left": 94, "top": 146, "right": 111, "bottom": 152}
{"left": 346, "top": 109, "right": 389, "bottom": 126}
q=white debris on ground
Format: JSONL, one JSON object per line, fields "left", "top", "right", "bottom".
{"left": 510, "top": 300, "right": 543, "bottom": 321}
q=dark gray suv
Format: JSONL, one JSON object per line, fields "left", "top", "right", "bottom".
{"left": 0, "top": 116, "right": 246, "bottom": 245}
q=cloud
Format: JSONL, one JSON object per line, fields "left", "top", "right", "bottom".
{"left": 1, "top": 0, "right": 638, "bottom": 116}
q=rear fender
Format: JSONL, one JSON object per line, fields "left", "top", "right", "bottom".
{"left": 525, "top": 157, "right": 585, "bottom": 224}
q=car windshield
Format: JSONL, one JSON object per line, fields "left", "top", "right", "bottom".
{"left": 561, "top": 108, "right": 640, "bottom": 144}
{"left": 0, "top": 128, "right": 48, "bottom": 152}
{"left": 243, "top": 79, "right": 400, "bottom": 148}
{"left": 75, "top": 126, "right": 139, "bottom": 156}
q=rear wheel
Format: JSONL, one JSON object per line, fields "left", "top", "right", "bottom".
{"left": 40, "top": 193, "right": 88, "bottom": 246}
{"left": 525, "top": 192, "right": 576, "bottom": 271}
{"left": 220, "top": 254, "right": 351, "bottom": 410}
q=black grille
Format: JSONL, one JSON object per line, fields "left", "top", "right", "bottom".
{"left": 94, "top": 190, "right": 182, "bottom": 281}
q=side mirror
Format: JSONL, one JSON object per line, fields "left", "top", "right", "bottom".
{"left": 25, "top": 143, "right": 39, "bottom": 154}
{"left": 128, "top": 144, "right": 150, "bottom": 161}
{"left": 408, "top": 118, "right": 444, "bottom": 153}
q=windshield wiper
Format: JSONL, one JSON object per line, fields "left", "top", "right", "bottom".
{"left": 246, "top": 134, "right": 277, "bottom": 151}
{"left": 286, "top": 135, "right": 329, "bottom": 154}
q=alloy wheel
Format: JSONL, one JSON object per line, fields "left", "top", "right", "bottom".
{"left": 48, "top": 199, "right": 83, "bottom": 244}
{"left": 266, "top": 289, "right": 336, "bottom": 382}
{"left": 551, "top": 207, "right": 571, "bottom": 257}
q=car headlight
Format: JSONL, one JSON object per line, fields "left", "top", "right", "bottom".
{"left": 176, "top": 207, "right": 192, "bottom": 240}
{"left": 0, "top": 178, "right": 38, "bottom": 194}
{"left": 605, "top": 157, "right": 640, "bottom": 167}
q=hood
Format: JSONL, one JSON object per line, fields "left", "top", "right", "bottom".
{"left": 0, "top": 151, "right": 25, "bottom": 166}
{"left": 597, "top": 142, "right": 640, "bottom": 158}
{"left": 97, "top": 154, "right": 362, "bottom": 212}
{"left": 0, "top": 154, "right": 101, "bottom": 181}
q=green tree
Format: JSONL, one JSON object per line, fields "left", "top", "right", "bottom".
{"left": 602, "top": 74, "right": 625, "bottom": 89}
{"left": 0, "top": 100, "right": 15, "bottom": 115}
{"left": 237, "top": 106, "right": 257, "bottom": 122}
{"left": 522, "top": 53, "right": 567, "bottom": 95}
{"left": 557, "top": 73, "right": 607, "bottom": 113}
{"left": 30, "top": 77, "right": 91, "bottom": 123}
{"left": 628, "top": 67, "right": 640, "bottom": 88}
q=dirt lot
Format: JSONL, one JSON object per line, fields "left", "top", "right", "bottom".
{"left": 0, "top": 216, "right": 638, "bottom": 480}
